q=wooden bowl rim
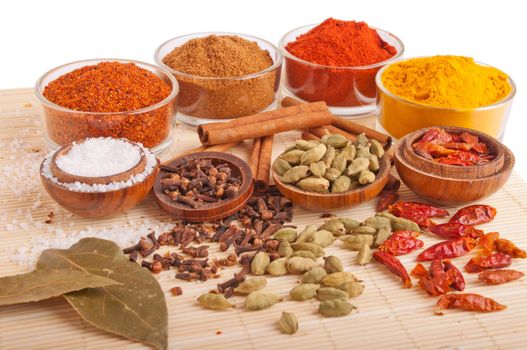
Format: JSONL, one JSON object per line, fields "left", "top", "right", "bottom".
{"left": 153, "top": 151, "right": 254, "bottom": 212}
{"left": 403, "top": 126, "right": 504, "bottom": 175}
{"left": 395, "top": 137, "right": 515, "bottom": 183}
{"left": 272, "top": 153, "right": 391, "bottom": 198}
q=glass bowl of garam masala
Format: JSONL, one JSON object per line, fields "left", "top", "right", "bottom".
{"left": 279, "top": 18, "right": 404, "bottom": 117}
{"left": 154, "top": 32, "right": 282, "bottom": 125}
{"left": 375, "top": 55, "right": 516, "bottom": 140}
{"left": 35, "top": 58, "right": 179, "bottom": 154}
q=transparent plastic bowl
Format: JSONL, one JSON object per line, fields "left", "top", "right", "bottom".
{"left": 155, "top": 32, "right": 282, "bottom": 125}
{"left": 279, "top": 24, "right": 404, "bottom": 117}
{"left": 376, "top": 58, "right": 516, "bottom": 140}
{"left": 35, "top": 58, "right": 178, "bottom": 154}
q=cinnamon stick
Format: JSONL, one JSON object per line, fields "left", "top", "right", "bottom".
{"left": 308, "top": 125, "right": 357, "bottom": 141}
{"left": 249, "top": 138, "right": 262, "bottom": 178}
{"left": 255, "top": 135, "right": 274, "bottom": 193}
{"left": 198, "top": 111, "right": 333, "bottom": 146}
{"left": 163, "top": 141, "right": 240, "bottom": 165}
{"left": 301, "top": 131, "right": 320, "bottom": 141}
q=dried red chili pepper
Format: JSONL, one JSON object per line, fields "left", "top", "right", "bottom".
{"left": 410, "top": 263, "right": 429, "bottom": 279}
{"left": 478, "top": 270, "right": 524, "bottom": 285}
{"left": 464, "top": 253, "right": 512, "bottom": 273}
{"left": 428, "top": 222, "right": 483, "bottom": 240}
{"left": 390, "top": 202, "right": 449, "bottom": 218}
{"left": 478, "top": 232, "right": 499, "bottom": 256}
{"left": 420, "top": 127, "right": 454, "bottom": 144}
{"left": 373, "top": 251, "right": 412, "bottom": 288}
{"left": 418, "top": 273, "right": 453, "bottom": 296}
{"left": 434, "top": 157, "right": 473, "bottom": 166}
{"left": 377, "top": 191, "right": 399, "bottom": 212}
{"left": 449, "top": 205, "right": 497, "bottom": 226}
{"left": 443, "top": 260, "right": 465, "bottom": 291}
{"left": 436, "top": 293, "right": 506, "bottom": 312}
{"left": 429, "top": 259, "right": 444, "bottom": 277}
{"left": 416, "top": 237, "right": 477, "bottom": 262}
{"left": 378, "top": 231, "right": 424, "bottom": 256}
{"left": 495, "top": 238, "right": 527, "bottom": 258}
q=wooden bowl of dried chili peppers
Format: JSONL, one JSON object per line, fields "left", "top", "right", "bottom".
{"left": 153, "top": 152, "right": 254, "bottom": 222}
{"left": 395, "top": 126, "right": 515, "bottom": 205}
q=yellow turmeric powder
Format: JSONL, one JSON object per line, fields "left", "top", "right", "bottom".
{"left": 381, "top": 56, "right": 511, "bottom": 108}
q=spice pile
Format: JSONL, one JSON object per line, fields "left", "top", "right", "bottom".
{"left": 42, "top": 61, "right": 173, "bottom": 148}
{"left": 412, "top": 127, "right": 495, "bottom": 166}
{"left": 274, "top": 132, "right": 384, "bottom": 193}
{"left": 161, "top": 34, "right": 278, "bottom": 118}
{"left": 159, "top": 158, "right": 242, "bottom": 208}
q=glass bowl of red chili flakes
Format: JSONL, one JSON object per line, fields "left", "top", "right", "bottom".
{"left": 35, "top": 59, "right": 179, "bottom": 154}
{"left": 279, "top": 19, "right": 403, "bottom": 117}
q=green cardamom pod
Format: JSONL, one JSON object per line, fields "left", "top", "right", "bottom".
{"left": 369, "top": 139, "right": 384, "bottom": 158}
{"left": 278, "top": 240, "right": 293, "bottom": 257}
{"left": 296, "top": 224, "right": 317, "bottom": 243}
{"left": 374, "top": 228, "right": 392, "bottom": 247}
{"left": 392, "top": 217, "right": 421, "bottom": 232}
{"left": 321, "top": 134, "right": 348, "bottom": 148}
{"left": 319, "top": 299, "right": 356, "bottom": 317}
{"left": 309, "top": 161, "right": 327, "bottom": 177}
{"left": 273, "top": 158, "right": 293, "bottom": 176}
{"left": 290, "top": 250, "right": 317, "bottom": 260}
{"left": 245, "top": 291, "right": 282, "bottom": 311}
{"left": 357, "top": 146, "right": 371, "bottom": 159}
{"left": 300, "top": 266, "right": 327, "bottom": 284}
{"left": 277, "top": 312, "right": 298, "bottom": 335}
{"left": 352, "top": 226, "right": 378, "bottom": 235}
{"left": 322, "top": 272, "right": 357, "bottom": 287}
{"left": 316, "top": 287, "right": 349, "bottom": 301}
{"left": 341, "top": 142, "right": 356, "bottom": 161}
{"left": 318, "top": 220, "right": 346, "bottom": 237}
{"left": 376, "top": 211, "right": 397, "bottom": 221}
{"left": 331, "top": 175, "right": 351, "bottom": 193}
{"left": 363, "top": 216, "right": 392, "bottom": 230}
{"left": 198, "top": 293, "right": 234, "bottom": 311}
{"left": 295, "top": 139, "right": 319, "bottom": 150}
{"left": 338, "top": 218, "right": 361, "bottom": 233}
{"left": 324, "top": 255, "right": 344, "bottom": 273}
{"left": 296, "top": 176, "right": 330, "bottom": 193}
{"left": 307, "top": 230, "right": 336, "bottom": 247}
{"left": 300, "top": 144, "right": 327, "bottom": 165}
{"left": 286, "top": 257, "right": 318, "bottom": 274}
{"left": 291, "top": 242, "right": 325, "bottom": 257}
{"left": 354, "top": 133, "right": 369, "bottom": 148}
{"left": 323, "top": 167, "right": 342, "bottom": 182}
{"left": 289, "top": 283, "right": 319, "bottom": 301}
{"left": 336, "top": 281, "right": 364, "bottom": 298}
{"left": 358, "top": 169, "right": 376, "bottom": 185}
{"left": 266, "top": 257, "right": 288, "bottom": 276}
{"left": 280, "top": 149, "right": 305, "bottom": 165}
{"left": 347, "top": 158, "right": 370, "bottom": 176}
{"left": 341, "top": 234, "right": 374, "bottom": 251}
{"left": 321, "top": 145, "right": 336, "bottom": 167}
{"left": 272, "top": 228, "right": 297, "bottom": 243}
{"left": 281, "top": 166, "right": 310, "bottom": 184}
{"left": 331, "top": 153, "right": 348, "bottom": 173}
{"left": 357, "top": 244, "right": 373, "bottom": 265}
{"left": 368, "top": 154, "right": 380, "bottom": 172}
{"left": 234, "top": 276, "right": 267, "bottom": 294}
{"left": 251, "top": 252, "right": 270, "bottom": 275}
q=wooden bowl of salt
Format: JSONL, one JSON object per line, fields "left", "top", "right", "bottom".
{"left": 40, "top": 137, "right": 159, "bottom": 218}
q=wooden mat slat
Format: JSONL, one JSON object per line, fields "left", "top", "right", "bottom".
{"left": 0, "top": 88, "right": 526, "bottom": 349}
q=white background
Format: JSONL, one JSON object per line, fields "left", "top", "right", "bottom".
{"left": 1, "top": 0, "right": 525, "bottom": 180}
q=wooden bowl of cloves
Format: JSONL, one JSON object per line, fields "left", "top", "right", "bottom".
{"left": 153, "top": 151, "right": 254, "bottom": 222}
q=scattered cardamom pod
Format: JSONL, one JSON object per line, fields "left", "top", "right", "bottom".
{"left": 286, "top": 257, "right": 318, "bottom": 274}
{"left": 335, "top": 281, "right": 364, "bottom": 298}
{"left": 369, "top": 139, "right": 385, "bottom": 158}
{"left": 198, "top": 293, "right": 234, "bottom": 311}
{"left": 296, "top": 224, "right": 317, "bottom": 243}
{"left": 316, "top": 287, "right": 349, "bottom": 302}
{"left": 273, "top": 158, "right": 292, "bottom": 176}
{"left": 341, "top": 234, "right": 374, "bottom": 250}
{"left": 322, "top": 272, "right": 357, "bottom": 287}
{"left": 300, "top": 266, "right": 327, "bottom": 284}
{"left": 251, "top": 252, "right": 270, "bottom": 275}
{"left": 392, "top": 217, "right": 421, "bottom": 232}
{"left": 278, "top": 240, "right": 293, "bottom": 257}
{"left": 266, "top": 257, "right": 288, "bottom": 276}
{"left": 338, "top": 218, "right": 361, "bottom": 233}
{"left": 277, "top": 311, "right": 298, "bottom": 335}
{"left": 289, "top": 283, "right": 319, "bottom": 301}
{"left": 296, "top": 176, "right": 330, "bottom": 193}
{"left": 234, "top": 276, "right": 267, "bottom": 294}
{"left": 307, "top": 230, "right": 336, "bottom": 247}
{"left": 272, "top": 228, "right": 297, "bottom": 243}
{"left": 296, "top": 139, "right": 319, "bottom": 150}
{"left": 324, "top": 255, "right": 343, "bottom": 274}
{"left": 363, "top": 216, "right": 392, "bottom": 230}
{"left": 281, "top": 166, "right": 310, "bottom": 184}
{"left": 357, "top": 244, "right": 373, "bottom": 265}
{"left": 358, "top": 169, "right": 376, "bottom": 185}
{"left": 323, "top": 167, "right": 342, "bottom": 182}
{"left": 331, "top": 175, "right": 351, "bottom": 193}
{"left": 290, "top": 250, "right": 317, "bottom": 261}
{"left": 319, "top": 299, "right": 356, "bottom": 317}
{"left": 291, "top": 242, "right": 324, "bottom": 257}
{"left": 280, "top": 150, "right": 305, "bottom": 165}
{"left": 321, "top": 145, "right": 336, "bottom": 167}
{"left": 321, "top": 134, "right": 348, "bottom": 148}
{"left": 245, "top": 291, "right": 282, "bottom": 311}
{"left": 352, "top": 225, "right": 377, "bottom": 235}
{"left": 374, "top": 228, "right": 392, "bottom": 247}
{"left": 347, "top": 158, "right": 370, "bottom": 176}
{"left": 300, "top": 143, "right": 327, "bottom": 165}
{"left": 318, "top": 220, "right": 346, "bottom": 237}
{"left": 309, "top": 161, "right": 327, "bottom": 177}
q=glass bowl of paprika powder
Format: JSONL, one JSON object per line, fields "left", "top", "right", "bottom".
{"left": 279, "top": 20, "right": 404, "bottom": 117}
{"left": 35, "top": 58, "right": 179, "bottom": 155}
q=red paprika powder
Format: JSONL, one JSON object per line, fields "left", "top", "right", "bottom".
{"left": 281, "top": 18, "right": 401, "bottom": 110}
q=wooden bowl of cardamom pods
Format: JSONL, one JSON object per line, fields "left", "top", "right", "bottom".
{"left": 272, "top": 133, "right": 391, "bottom": 211}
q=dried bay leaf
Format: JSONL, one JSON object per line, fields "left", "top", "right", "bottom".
{"left": 0, "top": 269, "right": 120, "bottom": 306}
{"left": 37, "top": 238, "right": 168, "bottom": 350}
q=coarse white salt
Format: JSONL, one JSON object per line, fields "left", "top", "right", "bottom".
{"left": 41, "top": 138, "right": 157, "bottom": 193}
{"left": 56, "top": 137, "right": 142, "bottom": 177}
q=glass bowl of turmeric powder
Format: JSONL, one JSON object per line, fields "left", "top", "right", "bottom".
{"left": 155, "top": 32, "right": 282, "bottom": 125}
{"left": 376, "top": 55, "right": 516, "bottom": 140}
{"left": 279, "top": 18, "right": 404, "bottom": 117}
{"left": 36, "top": 59, "right": 179, "bottom": 155}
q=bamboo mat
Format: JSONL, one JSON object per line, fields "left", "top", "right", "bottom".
{"left": 1, "top": 88, "right": 527, "bottom": 350}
